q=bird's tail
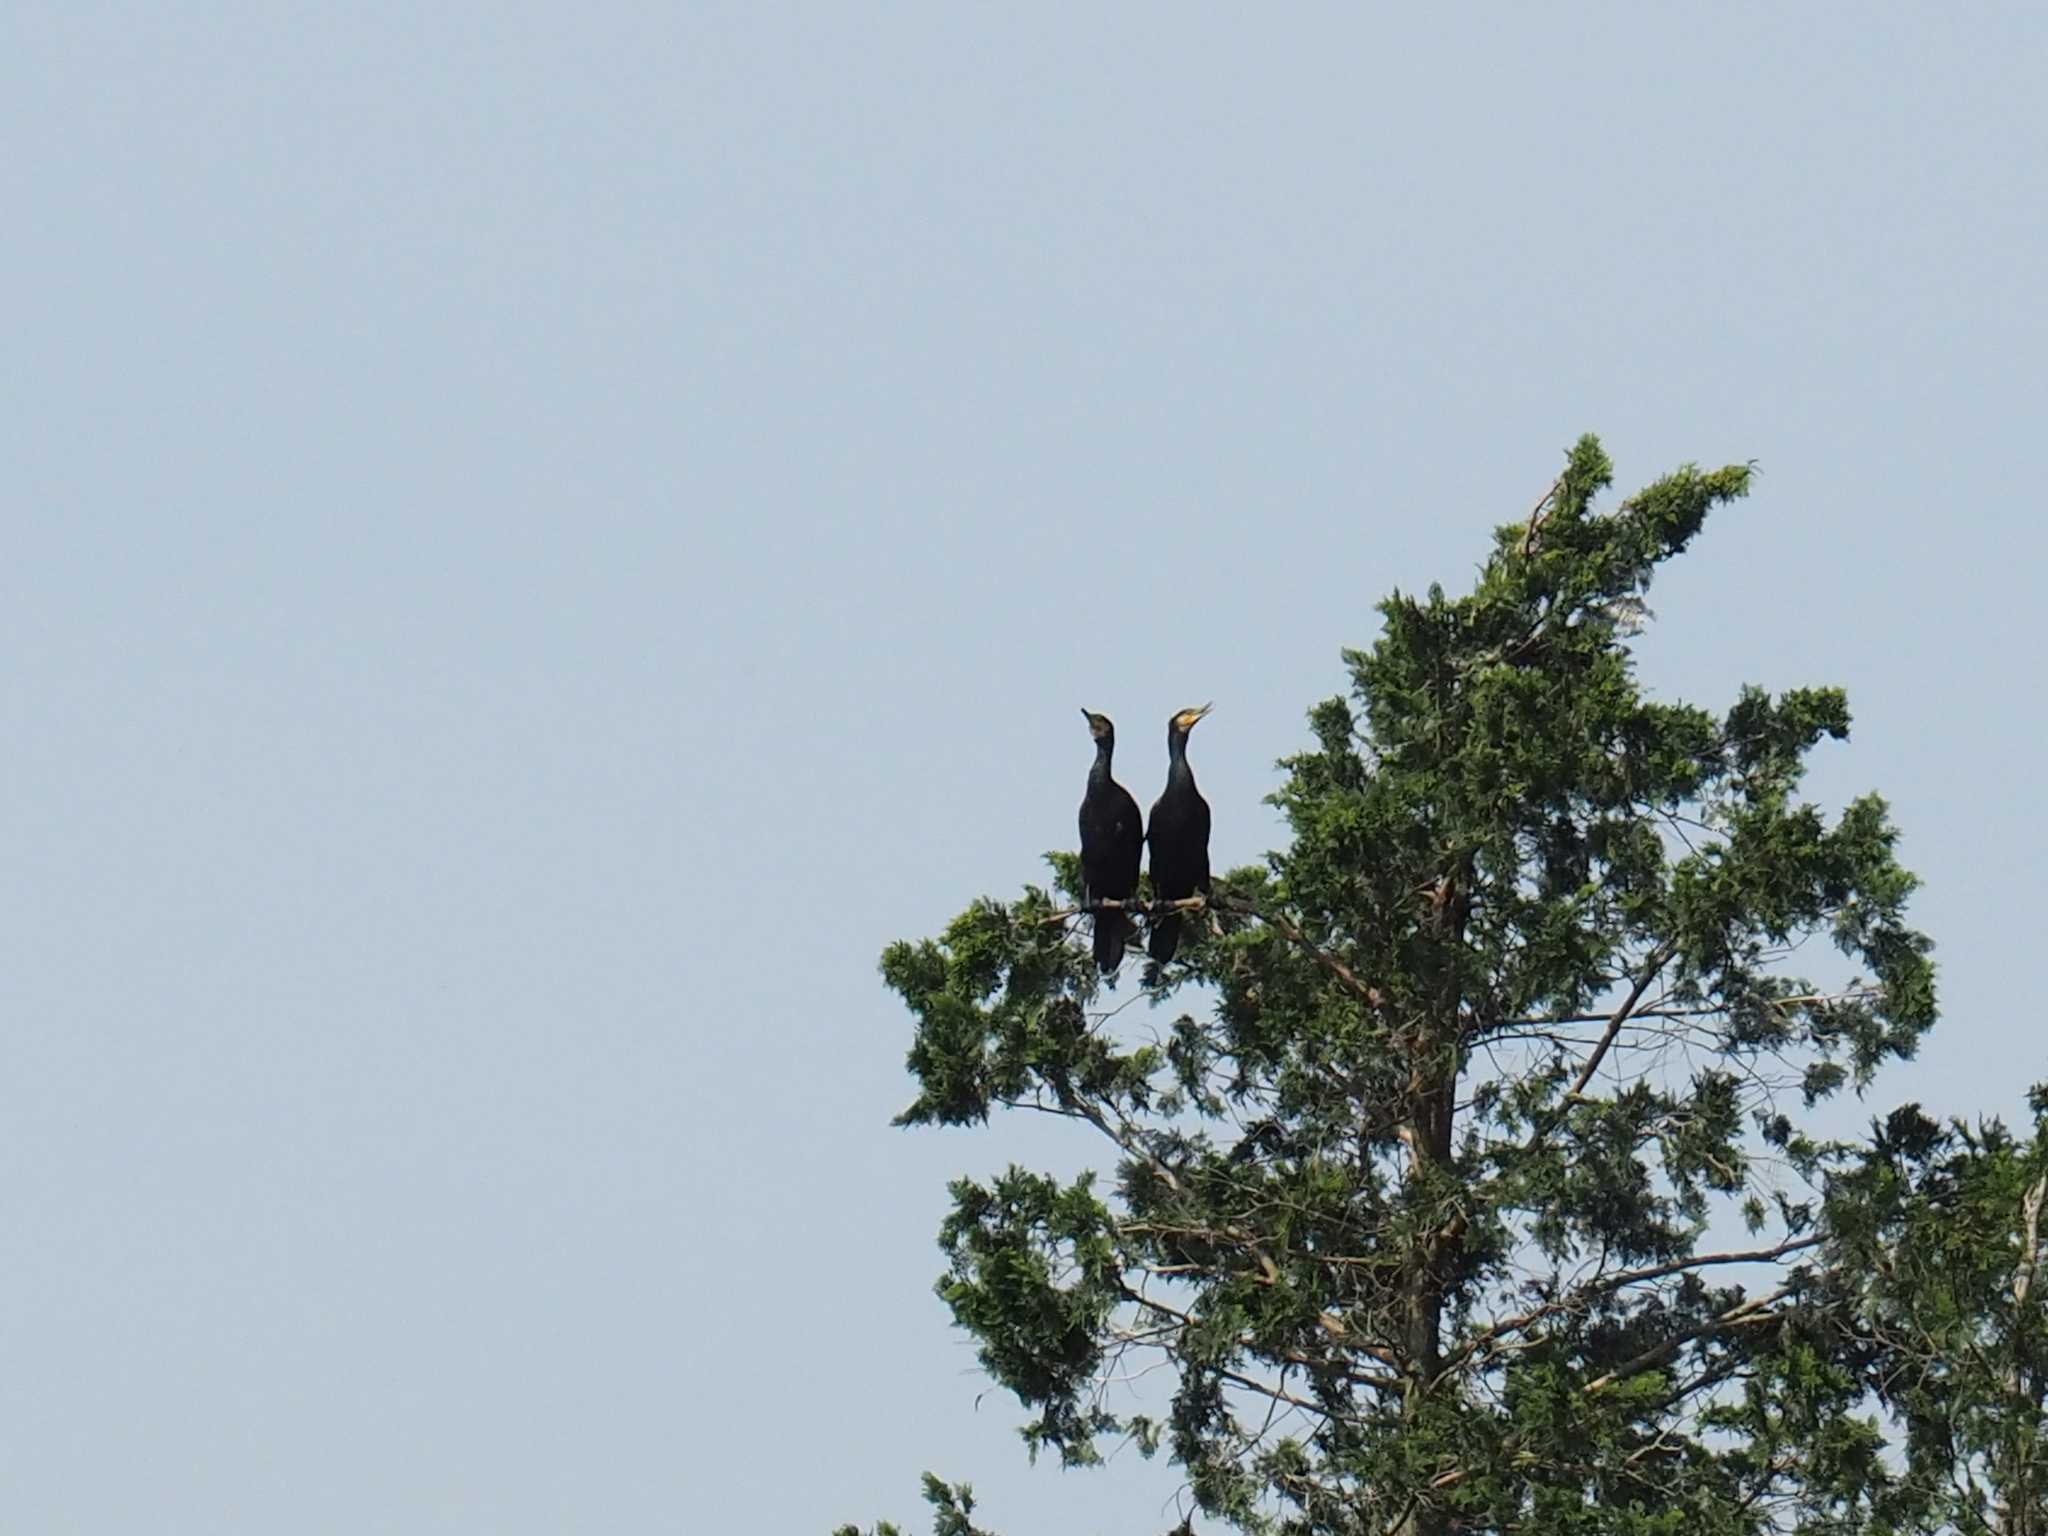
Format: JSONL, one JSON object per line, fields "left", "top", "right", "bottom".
{"left": 1147, "top": 912, "right": 1182, "bottom": 964}
{"left": 1094, "top": 909, "right": 1131, "bottom": 972}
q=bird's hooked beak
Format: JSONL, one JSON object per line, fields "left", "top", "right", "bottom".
{"left": 1180, "top": 702, "right": 1214, "bottom": 730}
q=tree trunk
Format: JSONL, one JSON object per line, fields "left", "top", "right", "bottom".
{"left": 1394, "top": 869, "right": 1469, "bottom": 1536}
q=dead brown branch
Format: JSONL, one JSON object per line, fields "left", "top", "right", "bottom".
{"left": 1522, "top": 477, "right": 1562, "bottom": 557}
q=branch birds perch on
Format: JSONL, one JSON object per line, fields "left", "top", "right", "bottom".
{"left": 1077, "top": 710, "right": 1143, "bottom": 973}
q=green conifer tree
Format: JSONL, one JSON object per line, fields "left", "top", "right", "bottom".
{"left": 842, "top": 436, "right": 1936, "bottom": 1536}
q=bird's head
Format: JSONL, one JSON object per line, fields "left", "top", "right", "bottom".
{"left": 1168, "top": 703, "right": 1213, "bottom": 740}
{"left": 1081, "top": 708, "right": 1116, "bottom": 747}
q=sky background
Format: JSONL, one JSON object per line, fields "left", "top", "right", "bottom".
{"left": 4, "top": 4, "right": 2044, "bottom": 1532}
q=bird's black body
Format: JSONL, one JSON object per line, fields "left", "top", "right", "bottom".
{"left": 1078, "top": 711, "right": 1144, "bottom": 973}
{"left": 1146, "top": 705, "right": 1212, "bottom": 964}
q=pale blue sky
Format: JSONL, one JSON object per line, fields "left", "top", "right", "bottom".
{"left": 3, "top": 5, "right": 2043, "bottom": 1532}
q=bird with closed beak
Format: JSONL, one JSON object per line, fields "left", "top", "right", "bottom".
{"left": 1077, "top": 710, "right": 1143, "bottom": 973}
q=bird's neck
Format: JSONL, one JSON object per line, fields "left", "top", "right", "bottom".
{"left": 1090, "top": 740, "right": 1116, "bottom": 784}
{"left": 1166, "top": 732, "right": 1192, "bottom": 774}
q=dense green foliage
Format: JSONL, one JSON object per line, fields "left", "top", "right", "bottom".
{"left": 1821, "top": 1096, "right": 2048, "bottom": 1535}
{"left": 842, "top": 437, "right": 1953, "bottom": 1536}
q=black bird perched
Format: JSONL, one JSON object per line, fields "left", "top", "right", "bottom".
{"left": 1147, "top": 703, "right": 1213, "bottom": 964}
{"left": 1077, "top": 710, "right": 1143, "bottom": 973}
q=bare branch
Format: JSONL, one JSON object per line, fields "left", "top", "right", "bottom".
{"left": 1566, "top": 943, "right": 1677, "bottom": 1101}
{"left": 1485, "top": 989, "right": 1881, "bottom": 1032}
{"left": 1215, "top": 1365, "right": 1331, "bottom": 1420}
{"left": 1601, "top": 1237, "right": 1821, "bottom": 1290}
{"left": 1247, "top": 905, "right": 1388, "bottom": 1009}
{"left": 1436, "top": 1235, "right": 1822, "bottom": 1383}
{"left": 1584, "top": 1284, "right": 1790, "bottom": 1396}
